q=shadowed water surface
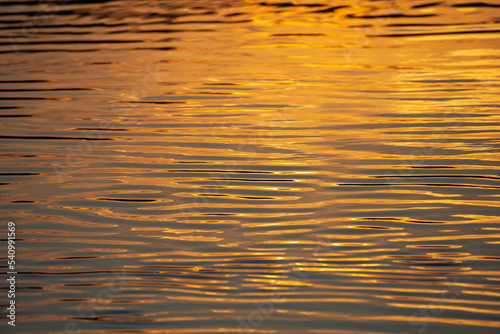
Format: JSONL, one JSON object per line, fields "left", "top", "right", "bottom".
{"left": 1, "top": 0, "right": 499, "bottom": 333}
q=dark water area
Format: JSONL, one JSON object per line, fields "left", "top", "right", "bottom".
{"left": 0, "top": 0, "right": 499, "bottom": 333}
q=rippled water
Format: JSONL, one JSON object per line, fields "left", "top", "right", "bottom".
{"left": 1, "top": 0, "right": 500, "bottom": 333}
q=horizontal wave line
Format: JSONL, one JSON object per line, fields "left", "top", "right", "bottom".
{"left": 335, "top": 183, "right": 500, "bottom": 189}
{"left": 0, "top": 49, "right": 99, "bottom": 54}
{"left": 0, "top": 135, "right": 113, "bottom": 140}
{"left": 0, "top": 88, "right": 98, "bottom": 92}
{"left": 373, "top": 175, "right": 500, "bottom": 181}
{"left": 0, "top": 39, "right": 144, "bottom": 45}
{"left": 371, "top": 29, "right": 500, "bottom": 38}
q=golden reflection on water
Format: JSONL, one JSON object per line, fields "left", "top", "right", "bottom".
{"left": 1, "top": 0, "right": 500, "bottom": 333}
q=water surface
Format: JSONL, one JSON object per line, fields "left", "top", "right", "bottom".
{"left": 1, "top": 0, "right": 500, "bottom": 333}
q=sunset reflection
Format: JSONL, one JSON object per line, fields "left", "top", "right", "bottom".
{"left": 1, "top": 0, "right": 499, "bottom": 334}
